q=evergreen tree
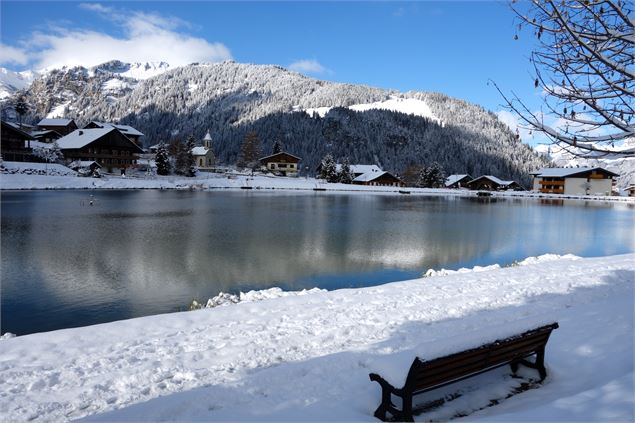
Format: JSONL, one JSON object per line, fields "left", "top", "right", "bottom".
{"left": 155, "top": 143, "right": 171, "bottom": 175}
{"left": 14, "top": 96, "right": 29, "bottom": 129}
{"left": 428, "top": 162, "right": 446, "bottom": 188}
{"left": 174, "top": 137, "right": 196, "bottom": 176}
{"left": 272, "top": 139, "right": 282, "bottom": 154}
{"left": 238, "top": 131, "right": 261, "bottom": 170}
{"left": 338, "top": 158, "right": 354, "bottom": 184}
{"left": 319, "top": 154, "right": 337, "bottom": 182}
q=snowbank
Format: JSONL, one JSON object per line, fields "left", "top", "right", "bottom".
{"left": 201, "top": 287, "right": 326, "bottom": 308}
{"left": 0, "top": 254, "right": 632, "bottom": 422}
{"left": 1, "top": 161, "right": 76, "bottom": 177}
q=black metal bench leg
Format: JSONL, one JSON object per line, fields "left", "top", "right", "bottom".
{"left": 510, "top": 360, "right": 519, "bottom": 376}
{"left": 373, "top": 386, "right": 391, "bottom": 421}
{"left": 402, "top": 394, "right": 414, "bottom": 422}
{"left": 536, "top": 347, "right": 547, "bottom": 381}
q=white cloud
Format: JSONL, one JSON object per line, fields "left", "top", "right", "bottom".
{"left": 288, "top": 59, "right": 331, "bottom": 75}
{"left": 0, "top": 44, "right": 29, "bottom": 66}
{"left": 4, "top": 3, "right": 232, "bottom": 70}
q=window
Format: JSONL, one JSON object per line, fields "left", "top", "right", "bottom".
{"left": 278, "top": 164, "right": 287, "bottom": 168}
{"left": 270, "top": 163, "right": 275, "bottom": 169}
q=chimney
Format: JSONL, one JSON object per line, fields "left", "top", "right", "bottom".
{"left": 78, "top": 130, "right": 83, "bottom": 135}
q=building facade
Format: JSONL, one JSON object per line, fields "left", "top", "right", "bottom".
{"left": 1, "top": 121, "right": 34, "bottom": 161}
{"left": 260, "top": 152, "right": 301, "bottom": 176}
{"left": 531, "top": 167, "right": 618, "bottom": 196}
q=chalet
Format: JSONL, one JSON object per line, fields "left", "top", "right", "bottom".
{"left": 445, "top": 174, "right": 473, "bottom": 189}
{"left": 1, "top": 120, "right": 34, "bottom": 161}
{"left": 192, "top": 132, "right": 215, "bottom": 171}
{"left": 467, "top": 175, "right": 523, "bottom": 191}
{"left": 625, "top": 185, "right": 635, "bottom": 197}
{"left": 84, "top": 121, "right": 144, "bottom": 146}
{"left": 37, "top": 118, "right": 78, "bottom": 136}
{"left": 531, "top": 167, "right": 618, "bottom": 196}
{"left": 353, "top": 171, "right": 404, "bottom": 187}
{"left": 260, "top": 151, "right": 301, "bottom": 176}
{"left": 56, "top": 127, "right": 143, "bottom": 173}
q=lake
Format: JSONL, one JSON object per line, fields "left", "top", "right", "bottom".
{"left": 1, "top": 190, "right": 633, "bottom": 335}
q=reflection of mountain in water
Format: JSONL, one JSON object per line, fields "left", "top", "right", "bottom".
{"left": 2, "top": 191, "right": 634, "bottom": 334}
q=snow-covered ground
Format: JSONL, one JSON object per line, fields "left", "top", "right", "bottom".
{"left": 0, "top": 254, "right": 632, "bottom": 422}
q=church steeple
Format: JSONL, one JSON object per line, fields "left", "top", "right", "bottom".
{"left": 203, "top": 131, "right": 212, "bottom": 149}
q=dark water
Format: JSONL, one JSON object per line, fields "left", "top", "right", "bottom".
{"left": 1, "top": 190, "right": 633, "bottom": 335}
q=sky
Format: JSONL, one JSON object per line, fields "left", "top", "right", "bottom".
{"left": 0, "top": 1, "right": 545, "bottom": 143}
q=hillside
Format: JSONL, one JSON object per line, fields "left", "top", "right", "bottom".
{"left": 4, "top": 61, "right": 548, "bottom": 185}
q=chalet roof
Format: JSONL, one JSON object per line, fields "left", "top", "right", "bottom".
{"left": 56, "top": 128, "right": 143, "bottom": 153}
{"left": 469, "top": 175, "right": 516, "bottom": 186}
{"left": 338, "top": 164, "right": 382, "bottom": 175}
{"left": 69, "top": 160, "right": 102, "bottom": 169}
{"left": 38, "top": 118, "right": 75, "bottom": 127}
{"left": 259, "top": 151, "right": 301, "bottom": 163}
{"left": 87, "top": 121, "right": 144, "bottom": 137}
{"left": 30, "top": 129, "right": 61, "bottom": 137}
{"left": 191, "top": 146, "right": 209, "bottom": 156}
{"left": 2, "top": 120, "right": 34, "bottom": 139}
{"left": 353, "top": 171, "right": 401, "bottom": 183}
{"left": 445, "top": 174, "right": 472, "bottom": 187}
{"left": 531, "top": 167, "right": 619, "bottom": 178}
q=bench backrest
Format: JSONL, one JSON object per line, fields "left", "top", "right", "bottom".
{"left": 405, "top": 323, "right": 559, "bottom": 394}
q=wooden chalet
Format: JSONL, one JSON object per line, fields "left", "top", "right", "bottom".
{"left": 467, "top": 175, "right": 523, "bottom": 191}
{"left": 30, "top": 129, "right": 62, "bottom": 143}
{"left": 56, "top": 127, "right": 143, "bottom": 173}
{"left": 260, "top": 151, "right": 301, "bottom": 176}
{"left": 531, "top": 167, "right": 618, "bottom": 196}
{"left": 445, "top": 174, "right": 473, "bottom": 189}
{"left": 353, "top": 171, "right": 405, "bottom": 187}
{"left": 1, "top": 120, "right": 34, "bottom": 161}
{"left": 84, "top": 121, "right": 144, "bottom": 146}
{"left": 37, "top": 118, "right": 78, "bottom": 136}
{"left": 625, "top": 185, "right": 635, "bottom": 197}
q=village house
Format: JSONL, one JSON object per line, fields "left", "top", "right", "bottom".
{"left": 467, "top": 175, "right": 523, "bottom": 191}
{"left": 1, "top": 120, "right": 34, "bottom": 161}
{"left": 625, "top": 185, "right": 635, "bottom": 197}
{"left": 530, "top": 167, "right": 618, "bottom": 196}
{"left": 260, "top": 151, "right": 301, "bottom": 176}
{"left": 55, "top": 127, "right": 143, "bottom": 174}
{"left": 84, "top": 121, "right": 144, "bottom": 146}
{"left": 352, "top": 170, "right": 405, "bottom": 187}
{"left": 445, "top": 174, "right": 473, "bottom": 189}
{"left": 30, "top": 129, "right": 62, "bottom": 143}
{"left": 37, "top": 118, "right": 78, "bottom": 136}
{"left": 192, "top": 132, "right": 215, "bottom": 171}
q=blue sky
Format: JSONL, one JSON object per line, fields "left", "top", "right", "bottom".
{"left": 0, "top": 1, "right": 542, "bottom": 140}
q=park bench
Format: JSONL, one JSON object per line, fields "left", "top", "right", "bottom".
{"left": 369, "top": 322, "right": 559, "bottom": 422}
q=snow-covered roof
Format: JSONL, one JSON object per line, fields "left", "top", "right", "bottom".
{"left": 259, "top": 152, "right": 301, "bottom": 162}
{"left": 353, "top": 171, "right": 391, "bottom": 182}
{"left": 69, "top": 160, "right": 101, "bottom": 169}
{"left": 30, "top": 129, "right": 60, "bottom": 137}
{"left": 470, "top": 175, "right": 516, "bottom": 186}
{"left": 531, "top": 167, "right": 619, "bottom": 178}
{"left": 191, "top": 146, "right": 209, "bottom": 156}
{"left": 2, "top": 121, "right": 34, "bottom": 139}
{"left": 336, "top": 164, "right": 382, "bottom": 174}
{"left": 38, "top": 118, "right": 74, "bottom": 127}
{"left": 445, "top": 174, "right": 471, "bottom": 187}
{"left": 203, "top": 132, "right": 213, "bottom": 141}
{"left": 56, "top": 128, "right": 116, "bottom": 149}
{"left": 88, "top": 121, "right": 144, "bottom": 137}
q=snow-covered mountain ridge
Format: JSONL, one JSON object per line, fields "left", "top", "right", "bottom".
{"left": 4, "top": 60, "right": 548, "bottom": 184}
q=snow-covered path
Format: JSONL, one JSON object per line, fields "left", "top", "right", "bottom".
{"left": 0, "top": 254, "right": 633, "bottom": 422}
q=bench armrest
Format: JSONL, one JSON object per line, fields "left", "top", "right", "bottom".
{"left": 369, "top": 373, "right": 404, "bottom": 396}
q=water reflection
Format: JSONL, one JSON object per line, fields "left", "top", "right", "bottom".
{"left": 1, "top": 191, "right": 634, "bottom": 335}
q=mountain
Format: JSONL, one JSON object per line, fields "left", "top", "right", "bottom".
{"left": 0, "top": 68, "right": 38, "bottom": 100}
{"left": 534, "top": 141, "right": 635, "bottom": 190}
{"left": 3, "top": 60, "right": 549, "bottom": 185}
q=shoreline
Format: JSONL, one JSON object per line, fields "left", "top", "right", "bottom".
{"left": 2, "top": 172, "right": 634, "bottom": 204}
